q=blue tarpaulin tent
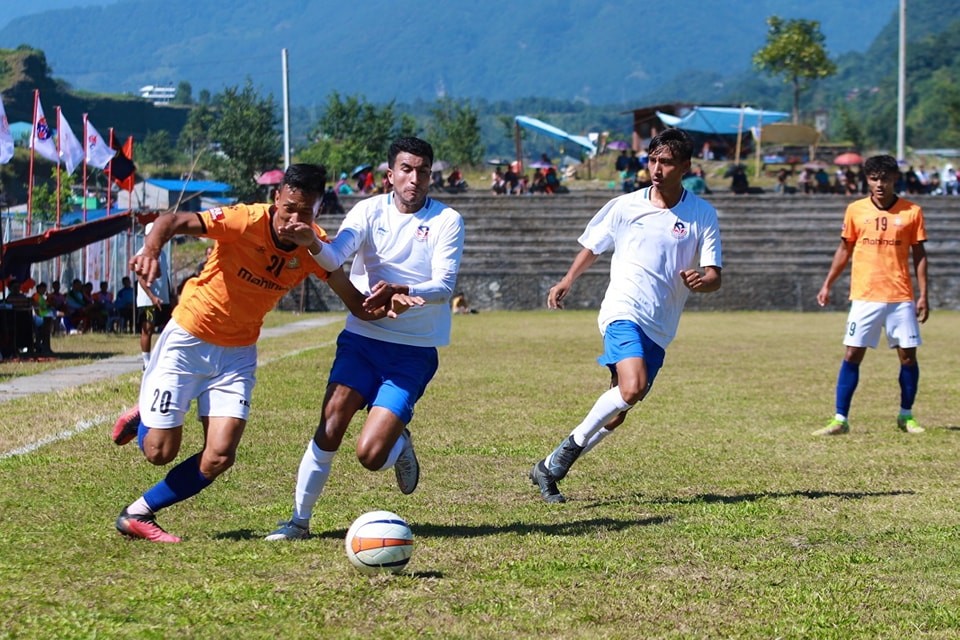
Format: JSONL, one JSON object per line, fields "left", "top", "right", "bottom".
{"left": 514, "top": 116, "right": 596, "bottom": 154}
{"left": 656, "top": 106, "right": 789, "bottom": 135}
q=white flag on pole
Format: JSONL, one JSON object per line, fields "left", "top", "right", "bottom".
{"left": 31, "top": 96, "right": 60, "bottom": 163}
{"left": 0, "top": 95, "right": 14, "bottom": 164}
{"left": 58, "top": 109, "right": 85, "bottom": 175}
{"left": 84, "top": 117, "right": 116, "bottom": 169}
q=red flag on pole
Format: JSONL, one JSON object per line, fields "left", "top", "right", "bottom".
{"left": 109, "top": 135, "right": 136, "bottom": 190}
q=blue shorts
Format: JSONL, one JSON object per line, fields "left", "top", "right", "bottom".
{"left": 597, "top": 320, "right": 666, "bottom": 389}
{"left": 328, "top": 331, "right": 439, "bottom": 424}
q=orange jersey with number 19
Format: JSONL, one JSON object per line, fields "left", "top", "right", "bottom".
{"left": 173, "top": 203, "right": 329, "bottom": 347}
{"left": 841, "top": 196, "right": 926, "bottom": 303}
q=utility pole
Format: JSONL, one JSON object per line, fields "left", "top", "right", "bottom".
{"left": 896, "top": 0, "right": 906, "bottom": 162}
{"left": 282, "top": 48, "right": 291, "bottom": 170}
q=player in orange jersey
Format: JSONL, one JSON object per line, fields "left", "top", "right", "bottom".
{"left": 814, "top": 155, "right": 928, "bottom": 436}
{"left": 111, "top": 164, "right": 422, "bottom": 542}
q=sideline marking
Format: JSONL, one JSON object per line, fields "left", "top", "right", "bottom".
{"left": 0, "top": 315, "right": 343, "bottom": 458}
{"left": 1, "top": 414, "right": 113, "bottom": 460}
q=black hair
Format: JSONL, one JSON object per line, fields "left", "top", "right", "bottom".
{"left": 864, "top": 155, "right": 899, "bottom": 177}
{"left": 648, "top": 128, "right": 694, "bottom": 163}
{"left": 388, "top": 137, "right": 434, "bottom": 168}
{"left": 282, "top": 163, "right": 327, "bottom": 196}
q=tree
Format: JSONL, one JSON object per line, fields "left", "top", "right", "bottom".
{"left": 177, "top": 104, "right": 217, "bottom": 161}
{"left": 137, "top": 130, "right": 177, "bottom": 168}
{"left": 209, "top": 79, "right": 281, "bottom": 201}
{"left": 298, "top": 93, "right": 407, "bottom": 177}
{"left": 30, "top": 168, "right": 75, "bottom": 223}
{"left": 834, "top": 104, "right": 865, "bottom": 150}
{"left": 753, "top": 16, "right": 837, "bottom": 124}
{"left": 173, "top": 81, "right": 193, "bottom": 106}
{"left": 427, "top": 98, "right": 483, "bottom": 167}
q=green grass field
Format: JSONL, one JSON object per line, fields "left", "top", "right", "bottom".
{"left": 2, "top": 310, "right": 959, "bottom": 639}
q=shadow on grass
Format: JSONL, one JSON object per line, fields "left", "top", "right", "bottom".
{"left": 588, "top": 489, "right": 915, "bottom": 508}
{"left": 215, "top": 516, "right": 669, "bottom": 542}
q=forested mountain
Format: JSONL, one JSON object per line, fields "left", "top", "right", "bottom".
{"left": 0, "top": 0, "right": 895, "bottom": 106}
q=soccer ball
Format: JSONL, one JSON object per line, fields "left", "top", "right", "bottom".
{"left": 344, "top": 510, "right": 414, "bottom": 575}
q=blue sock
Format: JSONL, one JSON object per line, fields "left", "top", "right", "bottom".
{"left": 137, "top": 421, "right": 149, "bottom": 452}
{"left": 143, "top": 453, "right": 213, "bottom": 512}
{"left": 899, "top": 363, "right": 920, "bottom": 410}
{"left": 836, "top": 360, "right": 860, "bottom": 417}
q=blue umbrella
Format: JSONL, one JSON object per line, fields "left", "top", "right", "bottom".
{"left": 351, "top": 164, "right": 372, "bottom": 178}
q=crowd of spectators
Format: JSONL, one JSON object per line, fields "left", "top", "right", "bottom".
{"left": 1, "top": 275, "right": 146, "bottom": 359}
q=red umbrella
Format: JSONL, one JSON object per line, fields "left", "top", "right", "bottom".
{"left": 834, "top": 152, "right": 863, "bottom": 166}
{"left": 256, "top": 169, "right": 285, "bottom": 185}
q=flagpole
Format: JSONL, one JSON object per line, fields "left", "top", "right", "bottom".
{"left": 27, "top": 90, "right": 38, "bottom": 229}
{"left": 55, "top": 107, "right": 62, "bottom": 229}
{"left": 82, "top": 114, "right": 89, "bottom": 224}
{"left": 106, "top": 128, "right": 114, "bottom": 215}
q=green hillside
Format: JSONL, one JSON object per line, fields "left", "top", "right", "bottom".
{"left": 0, "top": 46, "right": 188, "bottom": 141}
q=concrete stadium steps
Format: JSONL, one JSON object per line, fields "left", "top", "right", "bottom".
{"left": 296, "top": 192, "right": 960, "bottom": 312}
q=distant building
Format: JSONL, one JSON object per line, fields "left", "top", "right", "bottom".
{"left": 139, "top": 85, "right": 176, "bottom": 106}
{"left": 116, "top": 178, "right": 235, "bottom": 212}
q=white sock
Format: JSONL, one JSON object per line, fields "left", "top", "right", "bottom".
{"left": 126, "top": 496, "right": 153, "bottom": 517}
{"left": 141, "top": 352, "right": 150, "bottom": 367}
{"left": 377, "top": 432, "right": 407, "bottom": 471}
{"left": 292, "top": 440, "right": 336, "bottom": 523}
{"left": 582, "top": 427, "right": 614, "bottom": 455}
{"left": 570, "top": 387, "right": 632, "bottom": 447}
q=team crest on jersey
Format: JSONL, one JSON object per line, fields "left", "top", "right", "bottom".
{"left": 672, "top": 221, "right": 688, "bottom": 240}
{"left": 415, "top": 225, "right": 430, "bottom": 241}
{"left": 288, "top": 257, "right": 301, "bottom": 269}
{"left": 210, "top": 207, "right": 225, "bottom": 221}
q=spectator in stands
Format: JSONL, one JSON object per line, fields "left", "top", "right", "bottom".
{"left": 815, "top": 168, "right": 831, "bottom": 193}
{"left": 31, "top": 282, "right": 55, "bottom": 355}
{"left": 5, "top": 278, "right": 36, "bottom": 356}
{"left": 614, "top": 150, "right": 629, "bottom": 173}
{"left": 544, "top": 167, "right": 561, "bottom": 194}
{"left": 113, "top": 276, "right": 136, "bottom": 332}
{"left": 775, "top": 168, "right": 789, "bottom": 194}
{"left": 503, "top": 164, "right": 520, "bottom": 194}
{"left": 730, "top": 165, "right": 749, "bottom": 195}
{"left": 64, "top": 278, "right": 93, "bottom": 333}
{"left": 92, "top": 281, "right": 113, "bottom": 331}
{"left": 491, "top": 167, "right": 507, "bottom": 194}
{"left": 320, "top": 187, "right": 345, "bottom": 214}
{"left": 45, "top": 280, "right": 67, "bottom": 334}
{"left": 335, "top": 173, "right": 354, "bottom": 195}
{"left": 943, "top": 164, "right": 958, "bottom": 195}
{"left": 530, "top": 169, "right": 547, "bottom": 194}
{"left": 447, "top": 166, "right": 466, "bottom": 191}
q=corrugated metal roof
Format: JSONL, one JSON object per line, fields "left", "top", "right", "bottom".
{"left": 146, "top": 179, "right": 233, "bottom": 193}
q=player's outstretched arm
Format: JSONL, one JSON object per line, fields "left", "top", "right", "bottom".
{"left": 548, "top": 248, "right": 598, "bottom": 309}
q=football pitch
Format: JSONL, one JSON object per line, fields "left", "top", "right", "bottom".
{"left": 1, "top": 310, "right": 959, "bottom": 638}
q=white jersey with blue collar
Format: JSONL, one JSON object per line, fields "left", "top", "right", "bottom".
{"left": 579, "top": 187, "right": 722, "bottom": 349}
{"left": 336, "top": 192, "right": 465, "bottom": 347}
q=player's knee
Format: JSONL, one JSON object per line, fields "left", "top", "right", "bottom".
{"left": 200, "top": 451, "right": 235, "bottom": 478}
{"left": 143, "top": 447, "right": 176, "bottom": 466}
{"left": 618, "top": 383, "right": 646, "bottom": 405}
{"left": 356, "top": 444, "right": 386, "bottom": 471}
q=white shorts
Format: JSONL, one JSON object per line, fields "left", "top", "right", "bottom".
{"left": 139, "top": 318, "right": 257, "bottom": 429}
{"left": 843, "top": 300, "right": 922, "bottom": 349}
